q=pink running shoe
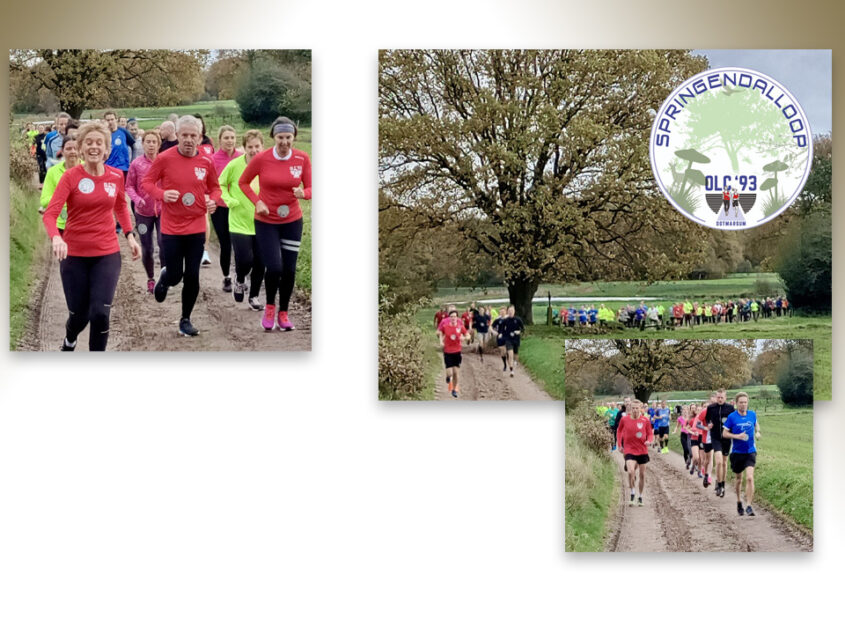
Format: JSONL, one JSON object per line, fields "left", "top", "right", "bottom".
{"left": 147, "top": 279, "right": 155, "bottom": 294}
{"left": 277, "top": 310, "right": 295, "bottom": 331}
{"left": 261, "top": 305, "right": 276, "bottom": 331}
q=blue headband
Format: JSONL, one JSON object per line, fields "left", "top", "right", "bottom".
{"left": 273, "top": 123, "right": 295, "bottom": 135}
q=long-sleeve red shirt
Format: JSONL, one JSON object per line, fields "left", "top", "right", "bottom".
{"left": 238, "top": 147, "right": 311, "bottom": 225}
{"left": 141, "top": 146, "right": 223, "bottom": 235}
{"left": 617, "top": 415, "right": 654, "bottom": 456}
{"left": 43, "top": 164, "right": 133, "bottom": 257}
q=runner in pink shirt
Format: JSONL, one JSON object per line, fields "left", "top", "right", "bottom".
{"left": 126, "top": 129, "right": 164, "bottom": 292}
{"left": 209, "top": 125, "right": 243, "bottom": 293}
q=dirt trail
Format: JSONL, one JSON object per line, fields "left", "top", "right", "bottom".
{"left": 608, "top": 448, "right": 811, "bottom": 552}
{"left": 18, "top": 239, "right": 311, "bottom": 352}
{"left": 434, "top": 343, "right": 552, "bottom": 401}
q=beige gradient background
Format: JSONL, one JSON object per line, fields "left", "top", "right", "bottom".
{"left": 1, "top": 1, "right": 841, "bottom": 633}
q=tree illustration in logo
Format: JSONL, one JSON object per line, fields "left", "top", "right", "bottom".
{"left": 668, "top": 148, "right": 710, "bottom": 213}
{"left": 760, "top": 158, "right": 789, "bottom": 217}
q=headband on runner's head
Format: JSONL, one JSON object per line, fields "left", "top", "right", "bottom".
{"left": 273, "top": 123, "right": 296, "bottom": 135}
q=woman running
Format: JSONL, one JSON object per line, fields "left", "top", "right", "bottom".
{"left": 673, "top": 405, "right": 692, "bottom": 468}
{"left": 42, "top": 122, "right": 141, "bottom": 351}
{"left": 238, "top": 116, "right": 311, "bottom": 331}
{"left": 39, "top": 136, "right": 80, "bottom": 234}
{"left": 194, "top": 114, "right": 215, "bottom": 266}
{"left": 210, "top": 125, "right": 243, "bottom": 294}
{"left": 143, "top": 115, "right": 223, "bottom": 337}
{"left": 126, "top": 129, "right": 164, "bottom": 293}
{"left": 219, "top": 129, "right": 266, "bottom": 310}
{"left": 617, "top": 400, "right": 653, "bottom": 507}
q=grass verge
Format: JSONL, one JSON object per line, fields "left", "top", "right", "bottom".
{"left": 9, "top": 182, "right": 45, "bottom": 350}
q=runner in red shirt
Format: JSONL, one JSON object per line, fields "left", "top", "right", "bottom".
{"left": 437, "top": 309, "right": 469, "bottom": 398}
{"left": 143, "top": 115, "right": 222, "bottom": 337}
{"left": 695, "top": 396, "right": 716, "bottom": 487}
{"left": 617, "top": 400, "right": 653, "bottom": 506}
{"left": 239, "top": 116, "right": 311, "bottom": 332}
{"left": 43, "top": 122, "right": 141, "bottom": 351}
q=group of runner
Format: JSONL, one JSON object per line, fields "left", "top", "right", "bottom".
{"left": 599, "top": 388, "right": 761, "bottom": 516}
{"left": 434, "top": 302, "right": 524, "bottom": 398}
{"left": 37, "top": 109, "right": 311, "bottom": 350}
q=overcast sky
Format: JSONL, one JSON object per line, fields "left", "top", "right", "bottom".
{"left": 693, "top": 49, "right": 831, "bottom": 134}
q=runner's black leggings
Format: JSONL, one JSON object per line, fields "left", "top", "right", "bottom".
{"left": 210, "top": 206, "right": 232, "bottom": 277}
{"left": 680, "top": 433, "right": 691, "bottom": 462}
{"left": 134, "top": 213, "right": 164, "bottom": 279}
{"left": 60, "top": 252, "right": 121, "bottom": 351}
{"left": 255, "top": 218, "right": 302, "bottom": 311}
{"left": 161, "top": 232, "right": 205, "bottom": 319}
{"left": 231, "top": 232, "right": 265, "bottom": 299}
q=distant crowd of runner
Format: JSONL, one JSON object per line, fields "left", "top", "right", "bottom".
{"left": 552, "top": 297, "right": 792, "bottom": 330}
{"left": 596, "top": 390, "right": 761, "bottom": 517}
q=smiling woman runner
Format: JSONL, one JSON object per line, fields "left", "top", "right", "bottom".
{"left": 238, "top": 116, "right": 311, "bottom": 332}
{"left": 42, "top": 122, "right": 141, "bottom": 351}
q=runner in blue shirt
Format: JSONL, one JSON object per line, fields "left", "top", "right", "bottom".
{"left": 722, "top": 392, "right": 762, "bottom": 517}
{"left": 103, "top": 111, "right": 135, "bottom": 178}
{"left": 656, "top": 401, "right": 672, "bottom": 454}
{"left": 567, "top": 306, "right": 576, "bottom": 327}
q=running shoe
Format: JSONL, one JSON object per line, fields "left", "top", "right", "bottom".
{"left": 147, "top": 279, "right": 155, "bottom": 294}
{"left": 154, "top": 267, "right": 168, "bottom": 302}
{"left": 719, "top": 485, "right": 726, "bottom": 498}
{"left": 60, "top": 337, "right": 77, "bottom": 351}
{"left": 277, "top": 310, "right": 295, "bottom": 331}
{"left": 233, "top": 281, "right": 246, "bottom": 303}
{"left": 745, "top": 506, "right": 755, "bottom": 517}
{"left": 629, "top": 493, "right": 635, "bottom": 506}
{"left": 451, "top": 390, "right": 458, "bottom": 399}
{"left": 201, "top": 250, "right": 211, "bottom": 267}
{"left": 715, "top": 483, "right": 721, "bottom": 496}
{"left": 703, "top": 476, "right": 710, "bottom": 488}
{"left": 248, "top": 296, "right": 263, "bottom": 311}
{"left": 689, "top": 464, "right": 695, "bottom": 475}
{"left": 222, "top": 276, "right": 233, "bottom": 293}
{"left": 638, "top": 497, "right": 643, "bottom": 507}
{"left": 261, "top": 305, "right": 276, "bottom": 331}
{"left": 697, "top": 472, "right": 703, "bottom": 479}
{"left": 661, "top": 447, "right": 669, "bottom": 454}
{"left": 178, "top": 318, "right": 199, "bottom": 337}
{"left": 509, "top": 369, "right": 514, "bottom": 377}
{"left": 737, "top": 502, "right": 745, "bottom": 516}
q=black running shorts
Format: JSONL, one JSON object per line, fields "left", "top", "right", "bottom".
{"left": 730, "top": 452, "right": 757, "bottom": 474}
{"left": 624, "top": 453, "right": 650, "bottom": 465}
{"left": 702, "top": 442, "right": 713, "bottom": 452}
{"left": 657, "top": 426, "right": 669, "bottom": 438}
{"left": 443, "top": 352, "right": 462, "bottom": 369}
{"left": 505, "top": 339, "right": 520, "bottom": 353}
{"left": 711, "top": 436, "right": 731, "bottom": 455}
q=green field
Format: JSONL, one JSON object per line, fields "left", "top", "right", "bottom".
{"left": 565, "top": 424, "right": 618, "bottom": 552}
{"left": 654, "top": 401, "right": 812, "bottom": 530}
{"left": 420, "top": 275, "right": 831, "bottom": 400}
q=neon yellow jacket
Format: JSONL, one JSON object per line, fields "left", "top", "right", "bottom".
{"left": 40, "top": 161, "right": 68, "bottom": 231}
{"left": 219, "top": 155, "right": 260, "bottom": 236}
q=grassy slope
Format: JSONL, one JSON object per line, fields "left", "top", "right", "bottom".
{"left": 663, "top": 403, "right": 813, "bottom": 530}
{"left": 565, "top": 425, "right": 618, "bottom": 552}
{"left": 9, "top": 182, "right": 45, "bottom": 350}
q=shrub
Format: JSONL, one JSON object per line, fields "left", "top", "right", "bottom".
{"left": 378, "top": 287, "right": 427, "bottom": 399}
{"left": 775, "top": 218, "right": 831, "bottom": 312}
{"left": 777, "top": 349, "right": 814, "bottom": 406}
{"left": 568, "top": 403, "right": 612, "bottom": 453}
{"left": 10, "top": 143, "right": 37, "bottom": 188}
{"left": 754, "top": 276, "right": 776, "bottom": 298}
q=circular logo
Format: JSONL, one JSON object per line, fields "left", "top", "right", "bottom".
{"left": 182, "top": 193, "right": 196, "bottom": 206}
{"left": 635, "top": 432, "right": 643, "bottom": 439}
{"left": 114, "top": 138, "right": 122, "bottom": 146}
{"left": 78, "top": 178, "right": 95, "bottom": 194}
{"left": 650, "top": 67, "right": 812, "bottom": 230}
{"left": 137, "top": 223, "right": 148, "bottom": 235}
{"left": 277, "top": 204, "right": 290, "bottom": 218}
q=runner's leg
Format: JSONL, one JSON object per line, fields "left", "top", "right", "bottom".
{"left": 255, "top": 221, "right": 282, "bottom": 307}
{"left": 134, "top": 213, "right": 156, "bottom": 279}
{"left": 210, "top": 206, "right": 232, "bottom": 279}
{"left": 278, "top": 219, "right": 303, "bottom": 312}
{"left": 85, "top": 252, "right": 121, "bottom": 351}
{"left": 179, "top": 234, "right": 205, "bottom": 320}
{"left": 59, "top": 256, "right": 92, "bottom": 346}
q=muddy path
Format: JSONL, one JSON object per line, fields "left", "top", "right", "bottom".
{"left": 434, "top": 341, "right": 553, "bottom": 401}
{"left": 18, "top": 238, "right": 310, "bottom": 352}
{"left": 607, "top": 447, "right": 811, "bottom": 552}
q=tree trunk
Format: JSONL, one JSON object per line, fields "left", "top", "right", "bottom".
{"left": 60, "top": 102, "right": 85, "bottom": 120}
{"left": 507, "top": 277, "right": 540, "bottom": 325}
{"left": 633, "top": 385, "right": 652, "bottom": 403}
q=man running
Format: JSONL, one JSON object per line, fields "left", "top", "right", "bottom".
{"left": 159, "top": 121, "right": 178, "bottom": 152}
{"left": 474, "top": 306, "right": 491, "bottom": 360}
{"left": 143, "top": 115, "right": 223, "bottom": 336}
{"left": 617, "top": 400, "right": 653, "bottom": 506}
{"left": 722, "top": 392, "right": 762, "bottom": 517}
{"left": 491, "top": 306, "right": 508, "bottom": 372}
{"left": 706, "top": 388, "right": 735, "bottom": 498}
{"left": 437, "top": 309, "right": 469, "bottom": 398}
{"left": 656, "top": 400, "right": 671, "bottom": 453}
{"left": 501, "top": 305, "right": 524, "bottom": 377}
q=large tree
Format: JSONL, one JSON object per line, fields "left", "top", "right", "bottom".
{"left": 566, "top": 339, "right": 753, "bottom": 402}
{"left": 9, "top": 49, "right": 208, "bottom": 118}
{"left": 379, "top": 50, "right": 711, "bottom": 322}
